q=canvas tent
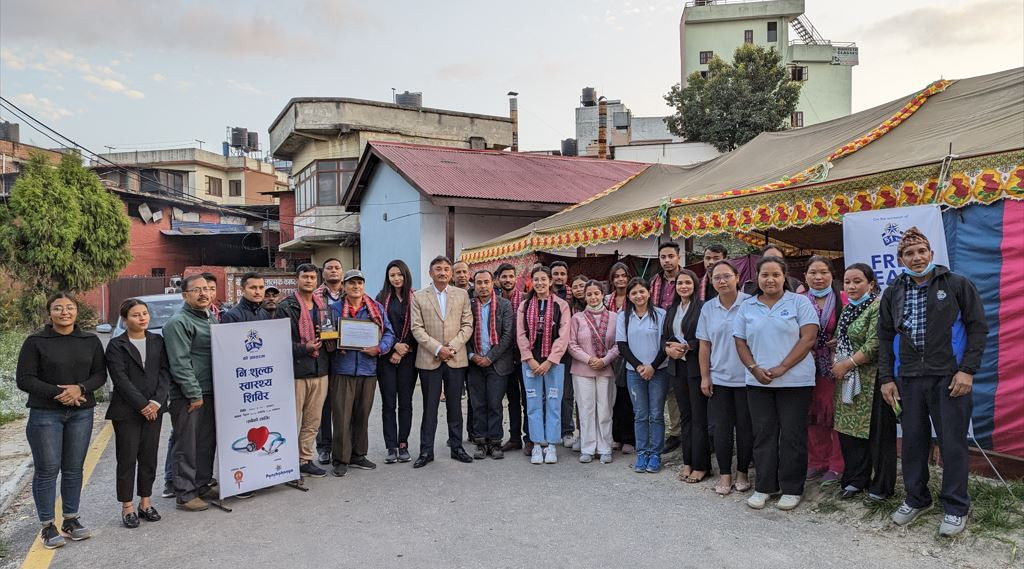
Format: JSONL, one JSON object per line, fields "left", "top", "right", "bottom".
{"left": 460, "top": 68, "right": 1024, "bottom": 459}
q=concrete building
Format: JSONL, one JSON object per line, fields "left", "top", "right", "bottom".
{"left": 613, "top": 141, "right": 721, "bottom": 166}
{"left": 573, "top": 91, "right": 682, "bottom": 158}
{"left": 267, "top": 96, "right": 516, "bottom": 268}
{"left": 342, "top": 141, "right": 648, "bottom": 292}
{"left": 0, "top": 122, "right": 69, "bottom": 195}
{"left": 92, "top": 147, "right": 287, "bottom": 206}
{"left": 680, "top": 0, "right": 858, "bottom": 127}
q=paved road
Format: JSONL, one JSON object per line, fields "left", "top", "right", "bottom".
{"left": 0, "top": 385, "right": 989, "bottom": 569}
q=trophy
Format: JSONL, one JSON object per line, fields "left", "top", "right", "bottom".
{"left": 318, "top": 308, "right": 339, "bottom": 340}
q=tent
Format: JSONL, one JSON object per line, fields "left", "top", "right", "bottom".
{"left": 461, "top": 68, "right": 1024, "bottom": 458}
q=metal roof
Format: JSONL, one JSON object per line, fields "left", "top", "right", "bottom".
{"left": 346, "top": 141, "right": 649, "bottom": 208}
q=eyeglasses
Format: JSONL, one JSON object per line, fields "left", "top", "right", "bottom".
{"left": 186, "top": 287, "right": 215, "bottom": 294}
{"left": 50, "top": 306, "right": 77, "bottom": 313}
{"left": 711, "top": 275, "right": 735, "bottom": 282}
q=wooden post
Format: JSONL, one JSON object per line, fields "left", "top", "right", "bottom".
{"left": 576, "top": 246, "right": 585, "bottom": 258}
{"left": 446, "top": 206, "right": 455, "bottom": 260}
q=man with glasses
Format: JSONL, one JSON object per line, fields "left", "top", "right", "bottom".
{"left": 164, "top": 275, "right": 219, "bottom": 511}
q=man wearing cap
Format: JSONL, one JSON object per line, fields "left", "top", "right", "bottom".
{"left": 262, "top": 285, "right": 281, "bottom": 319}
{"left": 878, "top": 227, "right": 988, "bottom": 537}
{"left": 327, "top": 269, "right": 395, "bottom": 476}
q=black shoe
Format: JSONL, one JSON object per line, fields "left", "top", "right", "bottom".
{"left": 138, "top": 504, "right": 161, "bottom": 521}
{"left": 331, "top": 463, "right": 348, "bottom": 477}
{"left": 317, "top": 450, "right": 331, "bottom": 465}
{"left": 349, "top": 456, "right": 377, "bottom": 470}
{"left": 60, "top": 517, "right": 91, "bottom": 541}
{"left": 234, "top": 491, "right": 255, "bottom": 499}
{"left": 161, "top": 480, "right": 175, "bottom": 499}
{"left": 838, "top": 487, "right": 863, "bottom": 500}
{"left": 662, "top": 436, "right": 681, "bottom": 454}
{"left": 413, "top": 454, "right": 434, "bottom": 469}
{"left": 501, "top": 438, "right": 523, "bottom": 452}
{"left": 451, "top": 447, "right": 474, "bottom": 463}
{"left": 397, "top": 446, "right": 412, "bottom": 463}
{"left": 473, "top": 444, "right": 487, "bottom": 460}
{"left": 300, "top": 462, "right": 327, "bottom": 478}
{"left": 41, "top": 523, "right": 65, "bottom": 549}
{"left": 121, "top": 510, "right": 140, "bottom": 529}
{"left": 384, "top": 449, "right": 398, "bottom": 464}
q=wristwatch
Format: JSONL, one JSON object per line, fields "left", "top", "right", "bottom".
{"left": 746, "top": 363, "right": 757, "bottom": 371}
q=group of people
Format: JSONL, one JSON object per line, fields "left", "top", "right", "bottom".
{"left": 15, "top": 226, "right": 988, "bottom": 549}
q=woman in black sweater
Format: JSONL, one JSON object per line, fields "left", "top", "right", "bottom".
{"left": 16, "top": 292, "right": 106, "bottom": 549}
{"left": 105, "top": 298, "right": 170, "bottom": 528}
{"left": 375, "top": 260, "right": 418, "bottom": 464}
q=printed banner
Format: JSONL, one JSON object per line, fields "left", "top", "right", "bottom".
{"left": 842, "top": 205, "right": 949, "bottom": 289}
{"left": 211, "top": 318, "right": 299, "bottom": 498}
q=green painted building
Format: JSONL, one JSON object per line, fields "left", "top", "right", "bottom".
{"left": 679, "top": 0, "right": 858, "bottom": 127}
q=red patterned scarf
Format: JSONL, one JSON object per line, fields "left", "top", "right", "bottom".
{"left": 383, "top": 288, "right": 413, "bottom": 343}
{"left": 343, "top": 296, "right": 384, "bottom": 331}
{"left": 583, "top": 307, "right": 611, "bottom": 358}
{"left": 503, "top": 286, "right": 524, "bottom": 311}
{"left": 472, "top": 298, "right": 500, "bottom": 354}
{"left": 294, "top": 291, "right": 326, "bottom": 357}
{"left": 526, "top": 296, "right": 555, "bottom": 360}
{"left": 649, "top": 272, "right": 676, "bottom": 309}
{"left": 605, "top": 292, "right": 625, "bottom": 312}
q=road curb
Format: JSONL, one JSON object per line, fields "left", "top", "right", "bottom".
{"left": 0, "top": 455, "right": 33, "bottom": 516}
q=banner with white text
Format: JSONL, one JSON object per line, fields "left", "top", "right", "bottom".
{"left": 842, "top": 205, "right": 949, "bottom": 290}
{"left": 211, "top": 318, "right": 299, "bottom": 498}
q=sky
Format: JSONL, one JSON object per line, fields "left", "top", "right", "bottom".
{"left": 1, "top": 0, "right": 1022, "bottom": 156}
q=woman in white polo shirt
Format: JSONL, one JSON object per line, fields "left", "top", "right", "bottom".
{"left": 696, "top": 260, "right": 752, "bottom": 496}
{"left": 734, "top": 256, "right": 819, "bottom": 511}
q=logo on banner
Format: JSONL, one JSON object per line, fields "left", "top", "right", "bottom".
{"left": 231, "top": 425, "right": 286, "bottom": 454}
{"left": 244, "top": 329, "right": 263, "bottom": 352}
{"left": 881, "top": 223, "right": 902, "bottom": 246}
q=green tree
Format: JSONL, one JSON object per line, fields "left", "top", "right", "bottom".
{"left": 0, "top": 152, "right": 132, "bottom": 324}
{"left": 664, "top": 44, "right": 801, "bottom": 152}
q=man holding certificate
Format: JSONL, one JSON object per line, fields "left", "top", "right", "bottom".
{"left": 410, "top": 255, "right": 476, "bottom": 468}
{"left": 328, "top": 270, "right": 395, "bottom": 477}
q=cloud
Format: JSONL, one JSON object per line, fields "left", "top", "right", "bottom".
{"left": 225, "top": 79, "right": 262, "bottom": 95}
{"left": 150, "top": 73, "right": 165, "bottom": 82}
{"left": 0, "top": 48, "right": 26, "bottom": 70}
{"left": 1, "top": 0, "right": 322, "bottom": 57}
{"left": 434, "top": 63, "right": 488, "bottom": 81}
{"left": 859, "top": 0, "right": 1021, "bottom": 48}
{"left": 11, "top": 93, "right": 73, "bottom": 120}
{"left": 83, "top": 75, "right": 145, "bottom": 98}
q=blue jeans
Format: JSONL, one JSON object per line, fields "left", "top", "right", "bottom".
{"left": 522, "top": 362, "right": 564, "bottom": 445}
{"left": 25, "top": 407, "right": 94, "bottom": 523}
{"left": 626, "top": 368, "right": 668, "bottom": 457}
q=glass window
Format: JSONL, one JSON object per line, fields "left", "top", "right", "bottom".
{"left": 318, "top": 161, "right": 337, "bottom": 171}
{"left": 699, "top": 51, "right": 713, "bottom": 65}
{"left": 318, "top": 172, "right": 338, "bottom": 205}
{"left": 767, "top": 22, "right": 778, "bottom": 43}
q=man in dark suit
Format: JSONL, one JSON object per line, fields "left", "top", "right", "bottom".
{"left": 467, "top": 269, "right": 516, "bottom": 459}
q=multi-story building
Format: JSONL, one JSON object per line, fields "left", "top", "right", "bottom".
{"left": 92, "top": 147, "right": 287, "bottom": 206}
{"left": 680, "top": 0, "right": 858, "bottom": 127}
{"left": 573, "top": 88, "right": 683, "bottom": 158}
{"left": 0, "top": 122, "right": 69, "bottom": 195}
{"left": 267, "top": 95, "right": 515, "bottom": 267}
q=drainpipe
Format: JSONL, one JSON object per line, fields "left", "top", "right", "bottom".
{"left": 508, "top": 92, "right": 519, "bottom": 152}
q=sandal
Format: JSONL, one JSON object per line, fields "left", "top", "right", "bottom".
{"left": 715, "top": 484, "right": 732, "bottom": 496}
{"left": 677, "top": 466, "right": 692, "bottom": 481}
{"left": 684, "top": 471, "right": 709, "bottom": 484}
{"left": 733, "top": 478, "right": 752, "bottom": 493}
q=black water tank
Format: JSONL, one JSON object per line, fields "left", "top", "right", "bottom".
{"left": 561, "top": 138, "right": 578, "bottom": 157}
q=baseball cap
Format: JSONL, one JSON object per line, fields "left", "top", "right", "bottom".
{"left": 343, "top": 269, "right": 365, "bottom": 282}
{"left": 264, "top": 285, "right": 280, "bottom": 294}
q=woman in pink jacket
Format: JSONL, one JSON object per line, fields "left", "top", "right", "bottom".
{"left": 568, "top": 280, "right": 620, "bottom": 464}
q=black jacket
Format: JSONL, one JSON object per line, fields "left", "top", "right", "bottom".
{"left": 662, "top": 299, "right": 703, "bottom": 379}
{"left": 877, "top": 265, "right": 988, "bottom": 383}
{"left": 220, "top": 297, "right": 270, "bottom": 323}
{"left": 104, "top": 332, "right": 171, "bottom": 421}
{"left": 16, "top": 325, "right": 106, "bottom": 410}
{"left": 469, "top": 296, "right": 517, "bottom": 376}
{"left": 276, "top": 294, "right": 331, "bottom": 379}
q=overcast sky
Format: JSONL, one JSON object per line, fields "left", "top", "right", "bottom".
{"left": 1, "top": 0, "right": 1021, "bottom": 156}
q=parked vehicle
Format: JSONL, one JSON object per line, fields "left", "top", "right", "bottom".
{"left": 97, "top": 293, "right": 184, "bottom": 337}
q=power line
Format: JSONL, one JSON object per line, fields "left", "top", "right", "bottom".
{"left": 0, "top": 95, "right": 356, "bottom": 236}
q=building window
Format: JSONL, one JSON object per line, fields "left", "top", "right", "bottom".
{"left": 791, "top": 111, "right": 804, "bottom": 128}
{"left": 699, "top": 70, "right": 709, "bottom": 79}
{"left": 205, "top": 176, "right": 222, "bottom": 197}
{"left": 699, "top": 50, "right": 713, "bottom": 65}
{"left": 744, "top": 29, "right": 753, "bottom": 44}
{"left": 294, "top": 159, "right": 359, "bottom": 213}
{"left": 767, "top": 21, "right": 778, "bottom": 43}
{"left": 229, "top": 179, "right": 242, "bottom": 197}
{"left": 789, "top": 65, "right": 809, "bottom": 82}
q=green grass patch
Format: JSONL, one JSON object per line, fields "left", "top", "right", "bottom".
{"left": 968, "top": 477, "right": 1024, "bottom": 536}
{"left": 0, "top": 327, "right": 28, "bottom": 425}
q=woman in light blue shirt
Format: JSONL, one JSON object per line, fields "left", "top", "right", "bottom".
{"left": 696, "top": 260, "right": 752, "bottom": 495}
{"left": 733, "top": 256, "right": 818, "bottom": 512}
{"left": 615, "top": 277, "right": 668, "bottom": 474}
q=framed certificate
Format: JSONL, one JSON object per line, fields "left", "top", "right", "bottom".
{"left": 338, "top": 318, "right": 380, "bottom": 349}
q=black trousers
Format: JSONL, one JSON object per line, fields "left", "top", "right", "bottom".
{"left": 169, "top": 396, "right": 217, "bottom": 502}
{"left": 316, "top": 382, "right": 333, "bottom": 455}
{"left": 465, "top": 373, "right": 476, "bottom": 440}
{"left": 708, "top": 385, "right": 753, "bottom": 475}
{"left": 505, "top": 365, "right": 528, "bottom": 442}
{"left": 112, "top": 415, "right": 163, "bottom": 502}
{"left": 418, "top": 364, "right": 466, "bottom": 456}
{"left": 674, "top": 371, "right": 711, "bottom": 472}
{"left": 837, "top": 378, "right": 898, "bottom": 496}
{"left": 612, "top": 383, "right": 636, "bottom": 446}
{"left": 747, "top": 386, "right": 813, "bottom": 495}
{"left": 468, "top": 364, "right": 508, "bottom": 443}
{"left": 898, "top": 375, "right": 972, "bottom": 516}
{"left": 378, "top": 354, "right": 417, "bottom": 450}
{"left": 560, "top": 358, "right": 576, "bottom": 437}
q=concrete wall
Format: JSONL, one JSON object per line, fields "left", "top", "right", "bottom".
{"left": 614, "top": 142, "right": 721, "bottom": 166}
{"left": 788, "top": 44, "right": 854, "bottom": 124}
{"left": 630, "top": 117, "right": 677, "bottom": 143}
{"left": 682, "top": 17, "right": 791, "bottom": 83}
{"left": 358, "top": 164, "right": 426, "bottom": 294}
{"left": 293, "top": 205, "right": 360, "bottom": 240}
{"left": 311, "top": 247, "right": 357, "bottom": 274}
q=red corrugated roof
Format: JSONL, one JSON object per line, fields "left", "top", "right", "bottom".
{"left": 367, "top": 141, "right": 649, "bottom": 204}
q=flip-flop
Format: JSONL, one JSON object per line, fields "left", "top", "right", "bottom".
{"left": 677, "top": 468, "right": 692, "bottom": 481}
{"left": 685, "top": 471, "right": 709, "bottom": 484}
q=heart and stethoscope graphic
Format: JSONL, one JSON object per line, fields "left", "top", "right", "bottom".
{"left": 231, "top": 426, "right": 286, "bottom": 455}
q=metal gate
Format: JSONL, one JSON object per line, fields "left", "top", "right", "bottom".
{"left": 107, "top": 277, "right": 166, "bottom": 323}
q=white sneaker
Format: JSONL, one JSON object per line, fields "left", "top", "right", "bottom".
{"left": 579, "top": 453, "right": 593, "bottom": 463}
{"left": 562, "top": 435, "right": 575, "bottom": 448}
{"left": 531, "top": 444, "right": 544, "bottom": 465}
{"left": 776, "top": 494, "right": 802, "bottom": 511}
{"left": 747, "top": 492, "right": 770, "bottom": 510}
{"left": 572, "top": 438, "right": 581, "bottom": 452}
{"left": 544, "top": 445, "right": 558, "bottom": 464}
{"left": 599, "top": 453, "right": 613, "bottom": 464}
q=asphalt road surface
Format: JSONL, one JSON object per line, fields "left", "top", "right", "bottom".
{"left": 2, "top": 381, "right": 975, "bottom": 569}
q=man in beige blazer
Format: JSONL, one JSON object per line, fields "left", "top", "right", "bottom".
{"left": 410, "top": 255, "right": 476, "bottom": 468}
